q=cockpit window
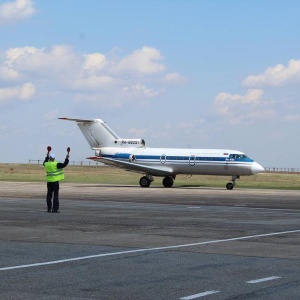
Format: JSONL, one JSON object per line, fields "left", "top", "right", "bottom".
{"left": 231, "top": 154, "right": 248, "bottom": 159}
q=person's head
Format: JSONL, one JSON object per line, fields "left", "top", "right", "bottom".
{"left": 49, "top": 153, "right": 55, "bottom": 161}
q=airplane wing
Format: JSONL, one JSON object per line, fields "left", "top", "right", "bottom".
{"left": 87, "top": 156, "right": 174, "bottom": 176}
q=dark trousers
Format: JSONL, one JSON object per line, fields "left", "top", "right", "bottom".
{"left": 46, "top": 181, "right": 60, "bottom": 211}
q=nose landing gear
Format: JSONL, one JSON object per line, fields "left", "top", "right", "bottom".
{"left": 226, "top": 175, "right": 240, "bottom": 190}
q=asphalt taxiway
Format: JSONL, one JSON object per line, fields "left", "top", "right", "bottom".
{"left": 0, "top": 182, "right": 299, "bottom": 299}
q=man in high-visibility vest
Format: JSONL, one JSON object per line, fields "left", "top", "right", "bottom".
{"left": 43, "top": 152, "right": 69, "bottom": 213}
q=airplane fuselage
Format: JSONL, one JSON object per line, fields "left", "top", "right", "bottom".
{"left": 93, "top": 147, "right": 262, "bottom": 177}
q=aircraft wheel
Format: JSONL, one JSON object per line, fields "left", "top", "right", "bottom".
{"left": 163, "top": 176, "right": 173, "bottom": 188}
{"left": 140, "top": 176, "right": 151, "bottom": 187}
{"left": 226, "top": 182, "right": 234, "bottom": 190}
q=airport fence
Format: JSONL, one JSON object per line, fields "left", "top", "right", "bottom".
{"left": 28, "top": 159, "right": 103, "bottom": 166}
{"left": 264, "top": 167, "right": 300, "bottom": 173}
{"left": 28, "top": 160, "right": 300, "bottom": 173}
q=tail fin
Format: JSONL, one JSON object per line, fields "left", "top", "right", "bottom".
{"left": 59, "top": 118, "right": 120, "bottom": 148}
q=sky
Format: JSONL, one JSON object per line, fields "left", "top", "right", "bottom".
{"left": 1, "top": 0, "right": 300, "bottom": 168}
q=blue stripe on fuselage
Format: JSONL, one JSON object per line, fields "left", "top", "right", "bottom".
{"left": 102, "top": 153, "right": 254, "bottom": 163}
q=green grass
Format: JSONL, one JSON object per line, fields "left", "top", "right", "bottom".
{"left": 0, "top": 163, "right": 300, "bottom": 189}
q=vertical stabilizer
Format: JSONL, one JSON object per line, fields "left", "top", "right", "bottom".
{"left": 59, "top": 118, "right": 120, "bottom": 148}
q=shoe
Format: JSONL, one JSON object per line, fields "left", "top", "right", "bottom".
{"left": 47, "top": 209, "right": 51, "bottom": 213}
{"left": 52, "top": 210, "right": 60, "bottom": 213}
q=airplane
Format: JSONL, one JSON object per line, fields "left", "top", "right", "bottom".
{"left": 59, "top": 117, "right": 264, "bottom": 189}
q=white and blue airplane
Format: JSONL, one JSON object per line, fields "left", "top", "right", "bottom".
{"left": 59, "top": 117, "right": 264, "bottom": 189}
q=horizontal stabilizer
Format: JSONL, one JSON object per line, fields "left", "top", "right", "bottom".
{"left": 59, "top": 117, "right": 94, "bottom": 123}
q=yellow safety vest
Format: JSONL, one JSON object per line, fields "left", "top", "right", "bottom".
{"left": 44, "top": 161, "right": 64, "bottom": 182}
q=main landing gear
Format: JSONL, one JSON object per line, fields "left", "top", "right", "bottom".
{"left": 139, "top": 175, "right": 176, "bottom": 188}
{"left": 162, "top": 176, "right": 175, "bottom": 188}
{"left": 226, "top": 175, "right": 240, "bottom": 190}
{"left": 139, "top": 175, "right": 153, "bottom": 187}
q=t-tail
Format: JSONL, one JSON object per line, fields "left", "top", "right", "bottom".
{"left": 59, "top": 118, "right": 145, "bottom": 148}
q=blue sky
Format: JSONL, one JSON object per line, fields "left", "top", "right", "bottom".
{"left": 1, "top": 0, "right": 300, "bottom": 168}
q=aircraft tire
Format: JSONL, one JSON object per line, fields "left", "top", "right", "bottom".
{"left": 163, "top": 176, "right": 173, "bottom": 188}
{"left": 140, "top": 176, "right": 151, "bottom": 188}
{"left": 226, "top": 182, "right": 234, "bottom": 190}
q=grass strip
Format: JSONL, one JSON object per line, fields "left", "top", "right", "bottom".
{"left": 0, "top": 163, "right": 299, "bottom": 190}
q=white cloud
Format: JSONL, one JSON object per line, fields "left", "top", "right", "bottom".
{"left": 43, "top": 110, "right": 59, "bottom": 121}
{"left": 0, "top": 82, "right": 36, "bottom": 103}
{"left": 243, "top": 59, "right": 300, "bottom": 87}
{"left": 212, "top": 89, "right": 276, "bottom": 124}
{"left": 0, "top": 0, "right": 36, "bottom": 26}
{"left": 213, "top": 58, "right": 300, "bottom": 125}
{"left": 113, "top": 46, "right": 166, "bottom": 76}
{"left": 243, "top": 109, "right": 276, "bottom": 120}
{"left": 82, "top": 53, "right": 106, "bottom": 72}
{"left": 147, "top": 120, "right": 207, "bottom": 145}
{"left": 214, "top": 89, "right": 264, "bottom": 116}
{"left": 0, "top": 65, "right": 20, "bottom": 80}
{"left": 163, "top": 72, "right": 187, "bottom": 84}
{"left": 178, "top": 119, "right": 205, "bottom": 131}
{"left": 122, "top": 84, "right": 160, "bottom": 98}
{"left": 0, "top": 47, "right": 37, "bottom": 81}
{"left": 0, "top": 45, "right": 184, "bottom": 107}
{"left": 1, "top": 46, "right": 166, "bottom": 83}
{"left": 2, "top": 45, "right": 80, "bottom": 82}
{"left": 283, "top": 114, "right": 300, "bottom": 122}
{"left": 127, "top": 128, "right": 147, "bottom": 138}
{"left": 73, "top": 75, "right": 116, "bottom": 91}
{"left": 19, "top": 82, "right": 35, "bottom": 100}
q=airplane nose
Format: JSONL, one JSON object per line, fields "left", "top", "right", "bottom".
{"left": 251, "top": 162, "right": 264, "bottom": 174}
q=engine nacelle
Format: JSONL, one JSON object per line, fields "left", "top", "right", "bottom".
{"left": 95, "top": 149, "right": 101, "bottom": 157}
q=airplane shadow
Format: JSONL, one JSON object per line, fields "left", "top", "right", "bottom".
{"left": 73, "top": 184, "right": 224, "bottom": 190}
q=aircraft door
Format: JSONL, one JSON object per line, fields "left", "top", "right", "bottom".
{"left": 160, "top": 154, "right": 166, "bottom": 164}
{"left": 225, "top": 154, "right": 234, "bottom": 170}
{"left": 189, "top": 155, "right": 196, "bottom": 166}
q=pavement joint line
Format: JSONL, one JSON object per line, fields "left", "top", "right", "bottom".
{"left": 246, "top": 276, "right": 281, "bottom": 284}
{"left": 1, "top": 229, "right": 300, "bottom": 271}
{"left": 180, "top": 290, "right": 220, "bottom": 299}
